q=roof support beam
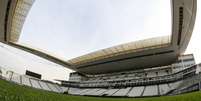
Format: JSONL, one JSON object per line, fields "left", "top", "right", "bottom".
{"left": 7, "top": 42, "right": 74, "bottom": 70}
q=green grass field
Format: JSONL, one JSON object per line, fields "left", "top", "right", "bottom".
{"left": 0, "top": 79, "right": 201, "bottom": 101}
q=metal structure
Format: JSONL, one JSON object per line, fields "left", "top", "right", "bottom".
{"left": 0, "top": 0, "right": 197, "bottom": 74}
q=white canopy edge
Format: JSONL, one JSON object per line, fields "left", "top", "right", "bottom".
{"left": 68, "top": 35, "right": 171, "bottom": 65}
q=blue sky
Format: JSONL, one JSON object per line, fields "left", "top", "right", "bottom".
{"left": 0, "top": 0, "right": 200, "bottom": 81}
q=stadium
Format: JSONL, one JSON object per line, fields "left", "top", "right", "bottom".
{"left": 0, "top": 0, "right": 201, "bottom": 101}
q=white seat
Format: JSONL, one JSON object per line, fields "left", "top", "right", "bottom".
{"left": 127, "top": 86, "right": 144, "bottom": 97}
{"left": 112, "top": 87, "right": 131, "bottom": 96}
{"left": 101, "top": 89, "right": 119, "bottom": 96}
{"left": 21, "top": 76, "right": 31, "bottom": 86}
{"left": 30, "top": 78, "right": 42, "bottom": 89}
{"left": 60, "top": 87, "right": 69, "bottom": 93}
{"left": 159, "top": 84, "right": 171, "bottom": 95}
{"left": 169, "top": 81, "right": 182, "bottom": 90}
{"left": 46, "top": 83, "right": 60, "bottom": 93}
{"left": 82, "top": 89, "right": 100, "bottom": 96}
{"left": 38, "top": 81, "right": 51, "bottom": 91}
{"left": 11, "top": 73, "right": 21, "bottom": 84}
{"left": 93, "top": 89, "right": 108, "bottom": 96}
{"left": 68, "top": 88, "right": 81, "bottom": 95}
{"left": 143, "top": 85, "right": 158, "bottom": 96}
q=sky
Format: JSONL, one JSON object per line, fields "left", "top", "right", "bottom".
{"left": 0, "top": 0, "right": 200, "bottom": 81}
{"left": 19, "top": 0, "right": 171, "bottom": 59}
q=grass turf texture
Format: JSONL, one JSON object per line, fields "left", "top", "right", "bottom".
{"left": 0, "top": 79, "right": 201, "bottom": 101}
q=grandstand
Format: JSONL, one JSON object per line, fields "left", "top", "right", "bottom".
{"left": 0, "top": 66, "right": 67, "bottom": 93}
{"left": 0, "top": 61, "right": 201, "bottom": 99}
{"left": 1, "top": 78, "right": 201, "bottom": 101}
{"left": 59, "top": 54, "right": 200, "bottom": 97}
{"left": 1, "top": 54, "right": 201, "bottom": 98}
{"left": 1, "top": 0, "right": 201, "bottom": 100}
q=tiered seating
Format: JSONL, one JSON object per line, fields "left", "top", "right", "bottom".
{"left": 60, "top": 86, "right": 69, "bottom": 93}
{"left": 112, "top": 87, "right": 131, "bottom": 96}
{"left": 1, "top": 68, "right": 11, "bottom": 79}
{"left": 72, "top": 55, "right": 195, "bottom": 86}
{"left": 93, "top": 89, "right": 107, "bottom": 96}
{"left": 21, "top": 75, "right": 32, "bottom": 86}
{"left": 67, "top": 83, "right": 183, "bottom": 97}
{"left": 79, "top": 89, "right": 91, "bottom": 95}
{"left": 159, "top": 84, "right": 171, "bottom": 95}
{"left": 127, "top": 86, "right": 144, "bottom": 97}
{"left": 38, "top": 81, "right": 52, "bottom": 91}
{"left": 30, "top": 78, "right": 42, "bottom": 89}
{"left": 146, "top": 72, "right": 157, "bottom": 77}
{"left": 0, "top": 67, "right": 76, "bottom": 94}
{"left": 11, "top": 73, "right": 21, "bottom": 84}
{"left": 0, "top": 55, "right": 198, "bottom": 98}
{"left": 143, "top": 85, "right": 158, "bottom": 96}
{"left": 68, "top": 88, "right": 83, "bottom": 95}
{"left": 85, "top": 68, "right": 173, "bottom": 84}
{"left": 82, "top": 89, "right": 100, "bottom": 96}
{"left": 46, "top": 83, "right": 60, "bottom": 93}
{"left": 101, "top": 89, "right": 119, "bottom": 96}
{"left": 158, "top": 70, "right": 168, "bottom": 76}
{"left": 54, "top": 84, "right": 63, "bottom": 92}
{"left": 63, "top": 64, "right": 198, "bottom": 97}
{"left": 72, "top": 64, "right": 197, "bottom": 89}
{"left": 169, "top": 81, "right": 182, "bottom": 90}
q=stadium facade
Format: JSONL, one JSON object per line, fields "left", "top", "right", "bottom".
{"left": 60, "top": 54, "right": 200, "bottom": 97}
{"left": 0, "top": 0, "right": 201, "bottom": 98}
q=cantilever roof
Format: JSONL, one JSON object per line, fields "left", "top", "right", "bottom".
{"left": 8, "top": 0, "right": 172, "bottom": 67}
{"left": 18, "top": 42, "right": 68, "bottom": 61}
{"left": 10, "top": 0, "right": 34, "bottom": 42}
{"left": 1, "top": 0, "right": 196, "bottom": 74}
{"left": 68, "top": 36, "right": 171, "bottom": 65}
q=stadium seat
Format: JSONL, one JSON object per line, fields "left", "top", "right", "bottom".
{"left": 159, "top": 84, "right": 171, "bottom": 95}
{"left": 30, "top": 78, "right": 42, "bottom": 89}
{"left": 127, "top": 86, "right": 145, "bottom": 97}
{"left": 21, "top": 75, "right": 32, "bottom": 87}
{"left": 112, "top": 87, "right": 131, "bottom": 96}
{"left": 38, "top": 81, "right": 52, "bottom": 91}
{"left": 143, "top": 85, "right": 158, "bottom": 96}
{"left": 93, "top": 89, "right": 108, "bottom": 96}
{"left": 46, "top": 83, "right": 60, "bottom": 93}
{"left": 11, "top": 73, "right": 21, "bottom": 84}
{"left": 101, "top": 89, "right": 119, "bottom": 96}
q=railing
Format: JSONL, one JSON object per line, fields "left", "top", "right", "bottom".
{"left": 170, "top": 72, "right": 201, "bottom": 95}
{"left": 62, "top": 65, "right": 197, "bottom": 88}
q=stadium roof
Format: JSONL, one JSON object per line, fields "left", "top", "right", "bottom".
{"left": 67, "top": 36, "right": 171, "bottom": 65}
{"left": 0, "top": 0, "right": 197, "bottom": 74}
